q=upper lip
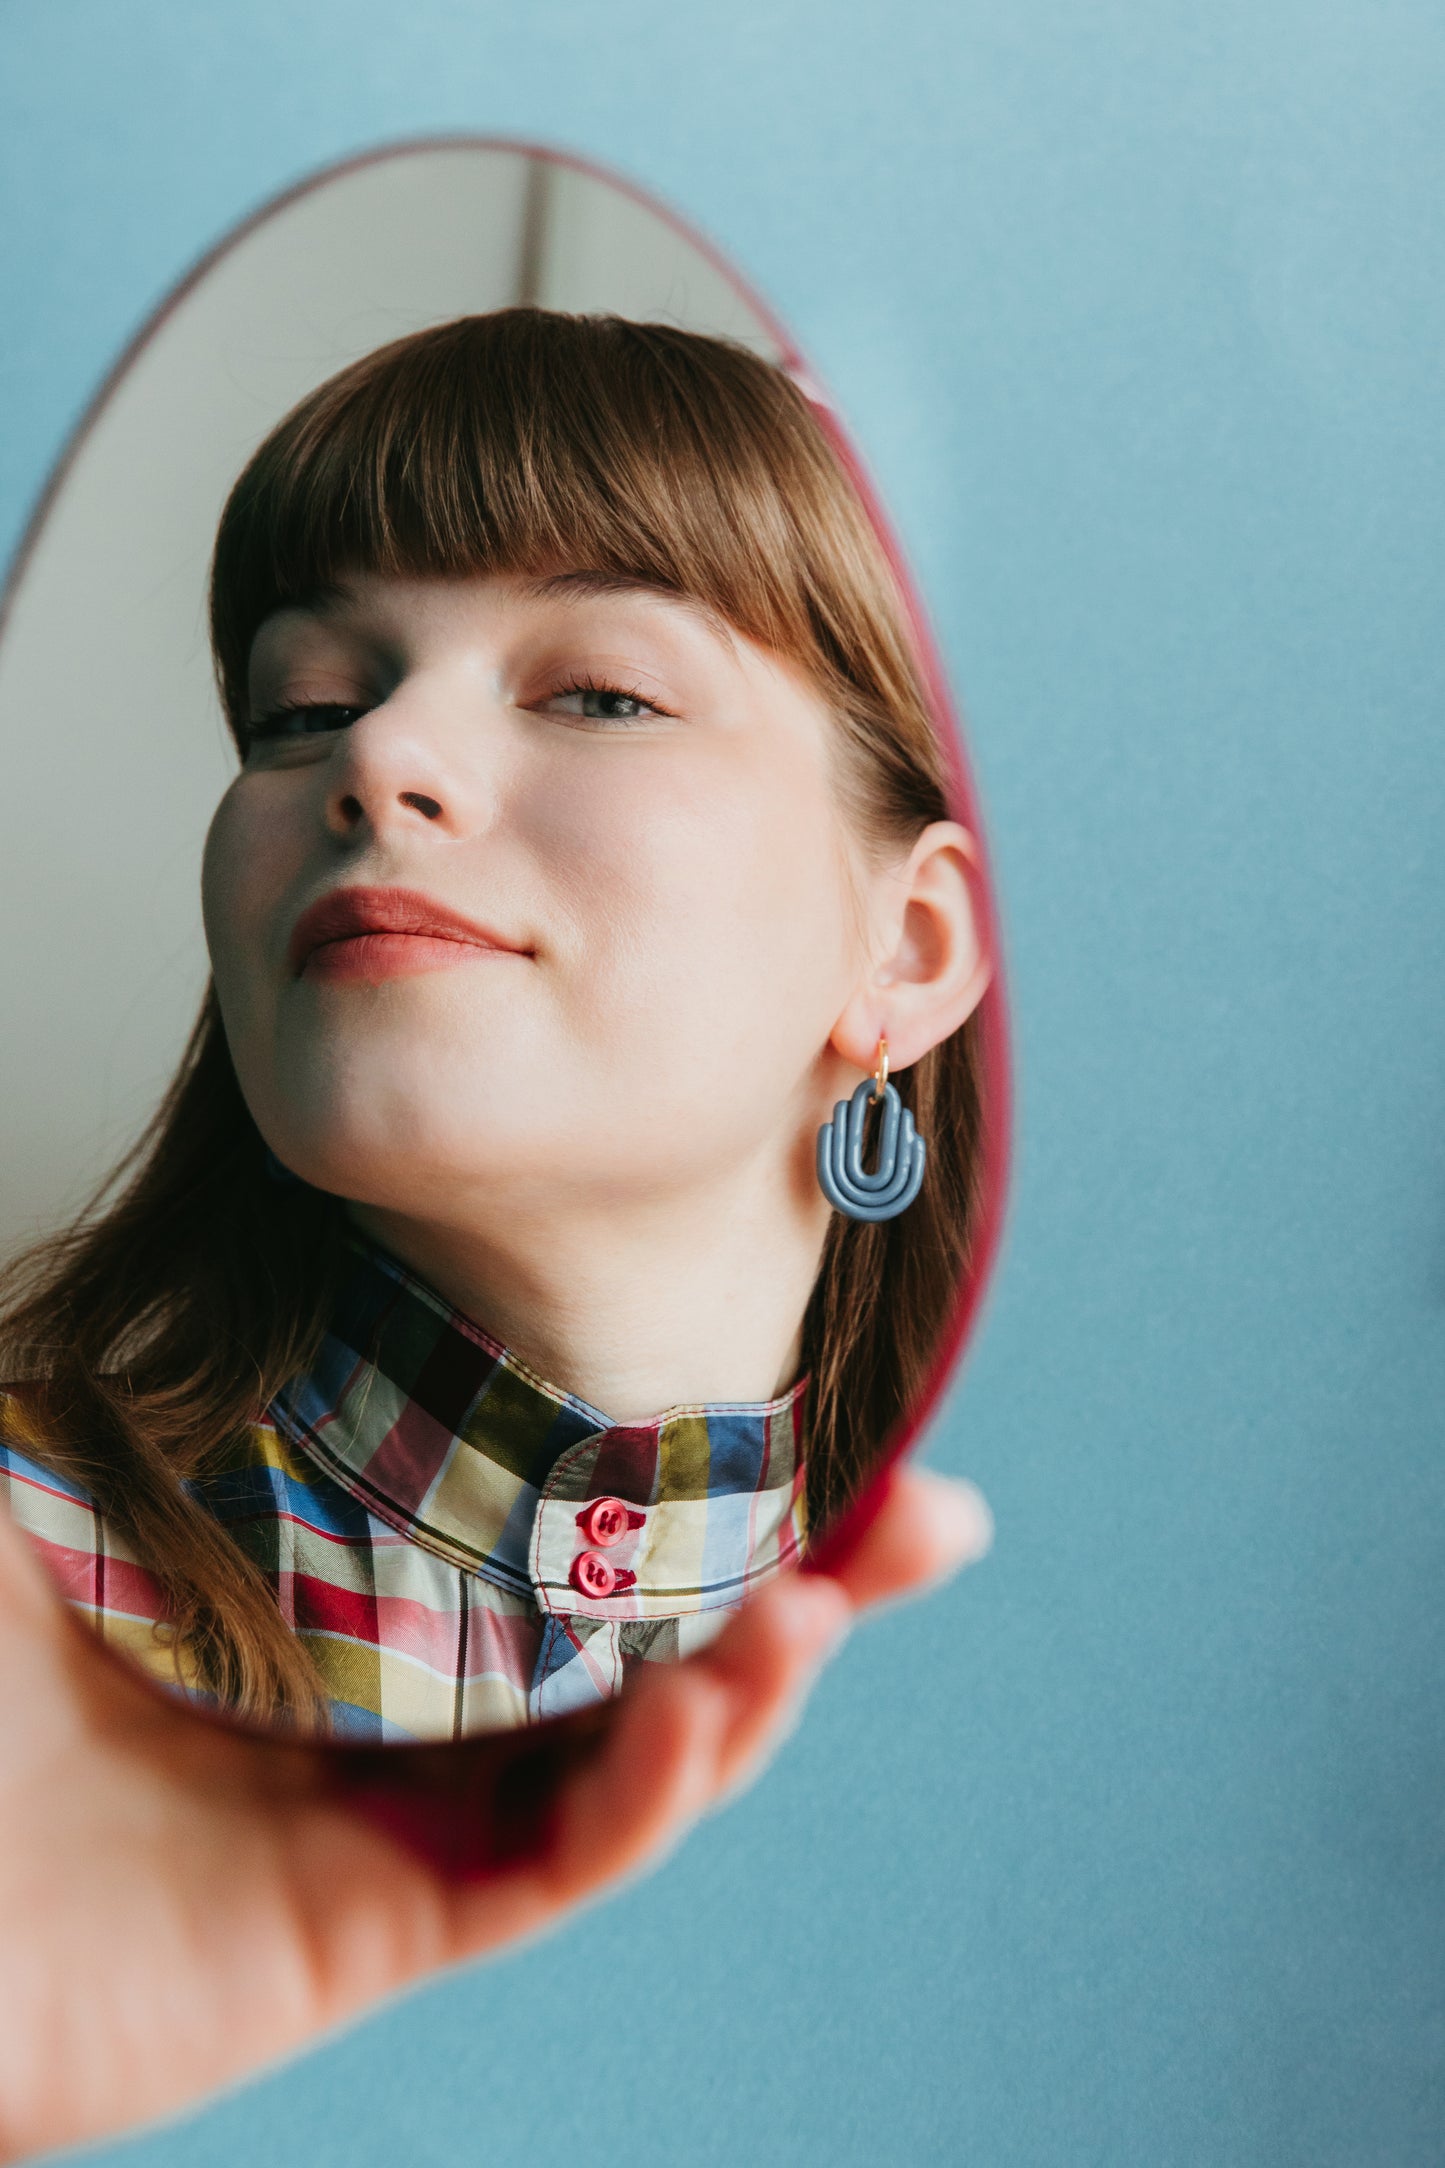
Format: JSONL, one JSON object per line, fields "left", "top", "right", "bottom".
{"left": 287, "top": 885, "right": 532, "bottom": 974}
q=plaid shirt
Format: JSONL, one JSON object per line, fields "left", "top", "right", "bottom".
{"left": 0, "top": 1239, "right": 810, "bottom": 1741}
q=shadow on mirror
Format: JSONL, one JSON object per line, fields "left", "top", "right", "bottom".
{"left": 0, "top": 139, "right": 1008, "bottom": 1748}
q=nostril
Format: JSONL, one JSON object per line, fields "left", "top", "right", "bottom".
{"left": 338, "top": 792, "right": 364, "bottom": 825}
{"left": 400, "top": 791, "right": 443, "bottom": 820}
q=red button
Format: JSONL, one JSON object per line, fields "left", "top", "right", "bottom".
{"left": 571, "top": 1549, "right": 617, "bottom": 1599}
{"left": 582, "top": 1496, "right": 632, "bottom": 1547}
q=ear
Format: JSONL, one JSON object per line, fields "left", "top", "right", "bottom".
{"left": 829, "top": 822, "right": 993, "bottom": 1074}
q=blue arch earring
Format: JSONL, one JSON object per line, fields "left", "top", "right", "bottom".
{"left": 816, "top": 1036, "right": 927, "bottom": 1222}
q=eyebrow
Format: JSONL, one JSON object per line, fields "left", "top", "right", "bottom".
{"left": 516, "top": 570, "right": 738, "bottom": 646}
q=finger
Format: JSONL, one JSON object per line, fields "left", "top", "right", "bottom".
{"left": 442, "top": 1576, "right": 848, "bottom": 1956}
{"left": 690, "top": 1573, "right": 850, "bottom": 1805}
{"left": 550, "top": 1659, "right": 731, "bottom": 1896}
{"left": 446, "top": 1652, "right": 734, "bottom": 1959}
{"left": 823, "top": 1466, "right": 993, "bottom": 1615}
{"left": 533, "top": 1575, "right": 849, "bottom": 1894}
{"left": 446, "top": 1486, "right": 976, "bottom": 1955}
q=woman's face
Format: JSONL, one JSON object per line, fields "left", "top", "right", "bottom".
{"left": 201, "top": 569, "right": 884, "bottom": 1225}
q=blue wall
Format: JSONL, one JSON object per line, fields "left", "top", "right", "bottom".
{"left": 4, "top": 2, "right": 1445, "bottom": 2160}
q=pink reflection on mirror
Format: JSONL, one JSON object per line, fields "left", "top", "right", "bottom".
{"left": 0, "top": 140, "right": 1010, "bottom": 1790}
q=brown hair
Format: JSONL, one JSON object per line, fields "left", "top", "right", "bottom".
{"left": 0, "top": 310, "right": 987, "bottom": 1727}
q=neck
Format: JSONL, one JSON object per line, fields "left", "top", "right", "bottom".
{"left": 347, "top": 1156, "right": 832, "bottom": 1425}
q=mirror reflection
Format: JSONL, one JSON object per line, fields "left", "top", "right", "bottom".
{"left": 0, "top": 144, "right": 1000, "bottom": 1743}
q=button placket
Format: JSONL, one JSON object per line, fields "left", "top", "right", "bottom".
{"left": 530, "top": 1431, "right": 655, "bottom": 1616}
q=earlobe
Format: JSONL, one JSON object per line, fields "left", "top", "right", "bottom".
{"left": 828, "top": 821, "right": 992, "bottom": 1075}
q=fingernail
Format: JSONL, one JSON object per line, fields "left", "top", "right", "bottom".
{"left": 784, "top": 1575, "right": 852, "bottom": 1663}
{"left": 921, "top": 1473, "right": 995, "bottom": 1568}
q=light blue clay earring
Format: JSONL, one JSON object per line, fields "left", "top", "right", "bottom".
{"left": 816, "top": 1035, "right": 927, "bottom": 1222}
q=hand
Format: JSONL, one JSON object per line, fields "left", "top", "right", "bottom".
{"left": 0, "top": 1466, "right": 992, "bottom": 2163}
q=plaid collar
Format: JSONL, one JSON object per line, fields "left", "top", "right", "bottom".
{"left": 268, "top": 1238, "right": 810, "bottom": 1621}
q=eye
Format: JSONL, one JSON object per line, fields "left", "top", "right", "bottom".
{"left": 536, "top": 677, "right": 670, "bottom": 726}
{"left": 246, "top": 701, "right": 369, "bottom": 746}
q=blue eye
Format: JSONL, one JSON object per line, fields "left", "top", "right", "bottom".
{"left": 247, "top": 702, "right": 368, "bottom": 744}
{"left": 541, "top": 680, "right": 667, "bottom": 724}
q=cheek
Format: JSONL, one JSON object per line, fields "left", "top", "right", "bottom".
{"left": 200, "top": 782, "right": 300, "bottom": 992}
{"left": 536, "top": 752, "right": 855, "bottom": 1031}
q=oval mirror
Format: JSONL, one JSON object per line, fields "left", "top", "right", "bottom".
{"left": 0, "top": 140, "right": 1009, "bottom": 1794}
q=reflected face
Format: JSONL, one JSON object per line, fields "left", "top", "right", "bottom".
{"left": 201, "top": 570, "right": 877, "bottom": 1227}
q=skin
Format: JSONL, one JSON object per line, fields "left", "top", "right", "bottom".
{"left": 202, "top": 568, "right": 992, "bottom": 1419}
{"left": 0, "top": 1464, "right": 993, "bottom": 2161}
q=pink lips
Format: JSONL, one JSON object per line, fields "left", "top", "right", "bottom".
{"left": 288, "top": 885, "right": 532, "bottom": 982}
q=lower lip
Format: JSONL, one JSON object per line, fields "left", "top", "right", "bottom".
{"left": 302, "top": 933, "right": 522, "bottom": 982}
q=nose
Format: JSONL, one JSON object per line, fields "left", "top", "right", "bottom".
{"left": 321, "top": 695, "right": 491, "bottom": 844}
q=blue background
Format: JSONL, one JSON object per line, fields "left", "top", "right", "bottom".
{"left": 4, "top": 1, "right": 1445, "bottom": 2160}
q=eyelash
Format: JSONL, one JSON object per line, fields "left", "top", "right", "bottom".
{"left": 246, "top": 702, "right": 367, "bottom": 746}
{"left": 245, "top": 676, "right": 672, "bottom": 747}
{"left": 546, "top": 673, "right": 673, "bottom": 724}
